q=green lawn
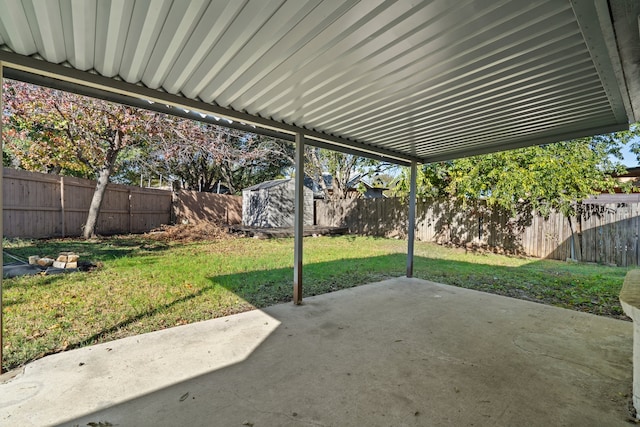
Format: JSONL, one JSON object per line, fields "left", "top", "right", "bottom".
{"left": 1, "top": 235, "right": 629, "bottom": 371}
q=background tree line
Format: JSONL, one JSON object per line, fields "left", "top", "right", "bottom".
{"left": 393, "top": 129, "right": 640, "bottom": 219}
{"left": 1, "top": 80, "right": 384, "bottom": 237}
{"left": 3, "top": 79, "right": 640, "bottom": 240}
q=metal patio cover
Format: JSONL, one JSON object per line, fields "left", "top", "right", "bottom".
{"left": 0, "top": 0, "right": 639, "bottom": 163}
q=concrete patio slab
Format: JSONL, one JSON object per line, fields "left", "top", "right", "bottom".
{"left": 0, "top": 278, "right": 633, "bottom": 426}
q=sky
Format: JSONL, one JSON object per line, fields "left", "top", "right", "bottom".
{"left": 619, "top": 136, "right": 639, "bottom": 167}
{"left": 620, "top": 146, "right": 637, "bottom": 167}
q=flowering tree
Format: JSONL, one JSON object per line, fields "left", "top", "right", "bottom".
{"left": 142, "top": 115, "right": 294, "bottom": 194}
{"left": 2, "top": 80, "right": 158, "bottom": 238}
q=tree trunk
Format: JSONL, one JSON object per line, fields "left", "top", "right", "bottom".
{"left": 83, "top": 143, "right": 120, "bottom": 239}
{"left": 567, "top": 216, "right": 576, "bottom": 261}
{"left": 567, "top": 212, "right": 583, "bottom": 262}
{"left": 576, "top": 204, "right": 584, "bottom": 261}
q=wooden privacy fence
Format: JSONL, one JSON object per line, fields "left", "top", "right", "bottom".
{"left": 4, "top": 168, "right": 172, "bottom": 238}
{"left": 315, "top": 198, "right": 640, "bottom": 267}
{"left": 172, "top": 190, "right": 242, "bottom": 225}
{"left": 3, "top": 169, "right": 242, "bottom": 239}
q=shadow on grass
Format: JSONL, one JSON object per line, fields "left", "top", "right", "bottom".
{"left": 57, "top": 254, "right": 404, "bottom": 349}
{"left": 26, "top": 254, "right": 407, "bottom": 367}
{"left": 6, "top": 251, "right": 628, "bottom": 370}
{"left": 213, "top": 253, "right": 408, "bottom": 308}
{"left": 3, "top": 236, "right": 170, "bottom": 264}
{"left": 3, "top": 238, "right": 171, "bottom": 291}
{"left": 60, "top": 284, "right": 216, "bottom": 355}
{"left": 213, "top": 254, "right": 627, "bottom": 318}
{"left": 72, "top": 254, "right": 632, "bottom": 349}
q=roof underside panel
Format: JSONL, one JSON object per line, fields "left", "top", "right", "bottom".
{"left": 0, "top": 0, "right": 637, "bottom": 163}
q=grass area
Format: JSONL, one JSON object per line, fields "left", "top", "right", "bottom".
{"left": 2, "top": 235, "right": 629, "bottom": 371}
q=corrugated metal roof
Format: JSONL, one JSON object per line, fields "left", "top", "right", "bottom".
{"left": 0, "top": 0, "right": 638, "bottom": 163}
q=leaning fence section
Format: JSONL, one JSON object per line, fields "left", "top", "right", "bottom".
{"left": 315, "top": 198, "right": 640, "bottom": 267}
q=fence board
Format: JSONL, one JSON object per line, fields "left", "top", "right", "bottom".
{"left": 172, "top": 190, "right": 242, "bottom": 225}
{"left": 4, "top": 170, "right": 244, "bottom": 238}
{"left": 316, "top": 198, "right": 640, "bottom": 266}
{"left": 3, "top": 169, "right": 174, "bottom": 238}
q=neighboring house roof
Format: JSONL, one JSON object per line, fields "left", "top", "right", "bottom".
{"left": 306, "top": 173, "right": 387, "bottom": 197}
{"left": 347, "top": 174, "right": 389, "bottom": 192}
{"left": 586, "top": 193, "right": 640, "bottom": 204}
{"left": 594, "top": 166, "right": 640, "bottom": 194}
{"left": 613, "top": 166, "right": 640, "bottom": 180}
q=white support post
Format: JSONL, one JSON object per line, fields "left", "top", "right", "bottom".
{"left": 293, "top": 133, "right": 304, "bottom": 304}
{"left": 0, "top": 62, "right": 4, "bottom": 373}
{"left": 620, "top": 270, "right": 640, "bottom": 419}
{"left": 406, "top": 161, "right": 417, "bottom": 278}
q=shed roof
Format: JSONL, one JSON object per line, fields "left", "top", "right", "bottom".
{"left": 243, "top": 179, "right": 292, "bottom": 192}
{"left": 1, "top": 0, "right": 639, "bottom": 164}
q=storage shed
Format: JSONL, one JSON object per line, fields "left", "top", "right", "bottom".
{"left": 242, "top": 179, "right": 313, "bottom": 228}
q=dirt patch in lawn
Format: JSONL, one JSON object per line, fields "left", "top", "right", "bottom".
{"left": 146, "top": 221, "right": 235, "bottom": 243}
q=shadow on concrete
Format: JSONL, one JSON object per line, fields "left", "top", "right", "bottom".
{"left": 15, "top": 254, "right": 407, "bottom": 364}
{"left": 0, "top": 278, "right": 630, "bottom": 426}
{"left": 19, "top": 250, "right": 629, "bottom": 367}
{"left": 2, "top": 247, "right": 628, "bottom": 376}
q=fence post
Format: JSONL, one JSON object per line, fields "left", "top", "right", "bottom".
{"left": 60, "top": 176, "right": 65, "bottom": 238}
{"left": 128, "top": 189, "right": 132, "bottom": 234}
{"left": 170, "top": 191, "right": 177, "bottom": 225}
